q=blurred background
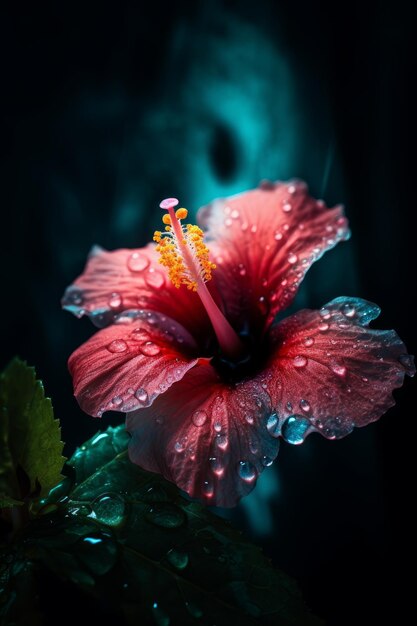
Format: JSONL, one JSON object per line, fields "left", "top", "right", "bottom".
{"left": 1, "top": 1, "right": 415, "bottom": 624}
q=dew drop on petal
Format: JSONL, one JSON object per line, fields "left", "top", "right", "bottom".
{"left": 342, "top": 302, "right": 356, "bottom": 318}
{"left": 303, "top": 336, "right": 314, "bottom": 347}
{"left": 140, "top": 341, "right": 161, "bottom": 356}
{"left": 192, "top": 410, "right": 208, "bottom": 427}
{"left": 261, "top": 455, "right": 274, "bottom": 467}
{"left": 108, "top": 292, "right": 122, "bottom": 308}
{"left": 274, "top": 231, "right": 283, "bottom": 241}
{"left": 209, "top": 457, "right": 224, "bottom": 477}
{"left": 145, "top": 269, "right": 165, "bottom": 289}
{"left": 293, "top": 355, "right": 307, "bottom": 368}
{"left": 202, "top": 480, "right": 214, "bottom": 498}
{"left": 215, "top": 433, "right": 228, "bottom": 450}
{"left": 127, "top": 252, "right": 149, "bottom": 272}
{"left": 131, "top": 328, "right": 149, "bottom": 342}
{"left": 238, "top": 263, "right": 246, "bottom": 276}
{"left": 300, "top": 399, "right": 310, "bottom": 412}
{"left": 320, "top": 308, "right": 331, "bottom": 320}
{"left": 362, "top": 376, "right": 369, "bottom": 383}
{"left": 112, "top": 396, "right": 123, "bottom": 407}
{"left": 266, "top": 412, "right": 280, "bottom": 437}
{"left": 281, "top": 415, "right": 310, "bottom": 445}
{"left": 319, "top": 322, "right": 329, "bottom": 332}
{"left": 107, "top": 339, "right": 128, "bottom": 353}
{"left": 135, "top": 388, "right": 149, "bottom": 404}
{"left": 331, "top": 363, "right": 346, "bottom": 376}
{"left": 238, "top": 461, "right": 257, "bottom": 483}
{"left": 288, "top": 252, "right": 298, "bottom": 264}
{"left": 282, "top": 202, "right": 292, "bottom": 212}
{"left": 231, "top": 209, "right": 240, "bottom": 219}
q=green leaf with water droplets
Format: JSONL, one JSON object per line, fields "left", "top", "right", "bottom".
{"left": 0, "top": 358, "right": 66, "bottom": 504}
{"left": 2, "top": 422, "right": 321, "bottom": 625}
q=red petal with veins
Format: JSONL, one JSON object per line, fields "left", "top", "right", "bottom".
{"left": 126, "top": 359, "right": 280, "bottom": 507}
{"left": 68, "top": 310, "right": 198, "bottom": 417}
{"left": 62, "top": 244, "right": 211, "bottom": 343}
{"left": 263, "top": 297, "right": 415, "bottom": 441}
{"left": 199, "top": 181, "right": 350, "bottom": 334}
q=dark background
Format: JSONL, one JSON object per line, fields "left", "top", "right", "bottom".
{"left": 1, "top": 1, "right": 415, "bottom": 624}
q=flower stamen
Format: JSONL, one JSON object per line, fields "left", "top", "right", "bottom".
{"left": 154, "top": 198, "right": 243, "bottom": 359}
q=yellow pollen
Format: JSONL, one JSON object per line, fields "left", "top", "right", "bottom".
{"left": 153, "top": 208, "right": 216, "bottom": 290}
{"left": 175, "top": 208, "right": 188, "bottom": 220}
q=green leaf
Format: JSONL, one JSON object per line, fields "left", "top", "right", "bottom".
{"left": 2, "top": 423, "right": 321, "bottom": 625}
{"left": 0, "top": 358, "right": 66, "bottom": 502}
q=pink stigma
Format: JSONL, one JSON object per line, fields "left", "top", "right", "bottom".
{"left": 159, "top": 198, "right": 179, "bottom": 210}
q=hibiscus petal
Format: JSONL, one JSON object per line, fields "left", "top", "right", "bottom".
{"left": 68, "top": 310, "right": 199, "bottom": 417}
{"left": 127, "top": 360, "right": 280, "bottom": 507}
{"left": 262, "top": 297, "right": 415, "bottom": 442}
{"left": 62, "top": 244, "right": 211, "bottom": 341}
{"left": 199, "top": 181, "right": 350, "bottom": 333}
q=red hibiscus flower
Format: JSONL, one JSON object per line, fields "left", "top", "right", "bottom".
{"left": 62, "top": 181, "right": 415, "bottom": 507}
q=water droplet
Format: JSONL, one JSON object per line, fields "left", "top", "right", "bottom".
{"left": 258, "top": 296, "right": 268, "bottom": 315}
{"left": 140, "top": 341, "right": 160, "bottom": 356}
{"left": 112, "top": 396, "right": 123, "bottom": 407}
{"left": 188, "top": 410, "right": 207, "bottom": 429}
{"left": 331, "top": 363, "right": 346, "bottom": 377}
{"left": 65, "top": 287, "right": 84, "bottom": 305}
{"left": 202, "top": 480, "right": 214, "bottom": 498}
{"left": 362, "top": 376, "right": 369, "bottom": 383}
{"left": 288, "top": 252, "right": 298, "bottom": 264}
{"left": 303, "top": 336, "right": 314, "bottom": 347}
{"left": 293, "top": 355, "right": 307, "bottom": 368}
{"left": 245, "top": 414, "right": 254, "bottom": 424}
{"left": 241, "top": 221, "right": 248, "bottom": 231}
{"left": 281, "top": 278, "right": 288, "bottom": 287}
{"left": 286, "top": 401, "right": 293, "bottom": 411}
{"left": 107, "top": 339, "right": 128, "bottom": 353}
{"left": 238, "top": 461, "right": 257, "bottom": 483}
{"left": 89, "top": 494, "right": 126, "bottom": 527}
{"left": 151, "top": 602, "right": 170, "bottom": 626}
{"left": 145, "top": 503, "right": 186, "bottom": 528}
{"left": 342, "top": 302, "right": 356, "bottom": 318}
{"left": 320, "top": 308, "right": 331, "bottom": 320}
{"left": 237, "top": 263, "right": 246, "bottom": 276}
{"left": 282, "top": 202, "right": 292, "bottom": 212}
{"left": 108, "top": 292, "right": 122, "bottom": 308}
{"left": 131, "top": 328, "right": 149, "bottom": 342}
{"left": 274, "top": 231, "right": 283, "bottom": 241}
{"left": 225, "top": 217, "right": 233, "bottom": 227}
{"left": 231, "top": 209, "right": 240, "bottom": 219}
{"left": 215, "top": 433, "right": 228, "bottom": 450}
{"left": 251, "top": 224, "right": 257, "bottom": 233}
{"left": 128, "top": 252, "right": 149, "bottom": 272}
{"left": 318, "top": 322, "right": 329, "bottom": 332}
{"left": 209, "top": 457, "right": 224, "bottom": 477}
{"left": 281, "top": 415, "right": 310, "bottom": 445}
{"left": 166, "top": 548, "right": 188, "bottom": 570}
{"left": 266, "top": 412, "right": 280, "bottom": 437}
{"left": 145, "top": 269, "right": 165, "bottom": 289}
{"left": 174, "top": 437, "right": 187, "bottom": 453}
{"left": 135, "top": 388, "right": 149, "bottom": 404}
{"left": 261, "top": 455, "right": 274, "bottom": 467}
{"left": 300, "top": 399, "right": 310, "bottom": 412}
{"left": 288, "top": 184, "right": 296, "bottom": 194}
